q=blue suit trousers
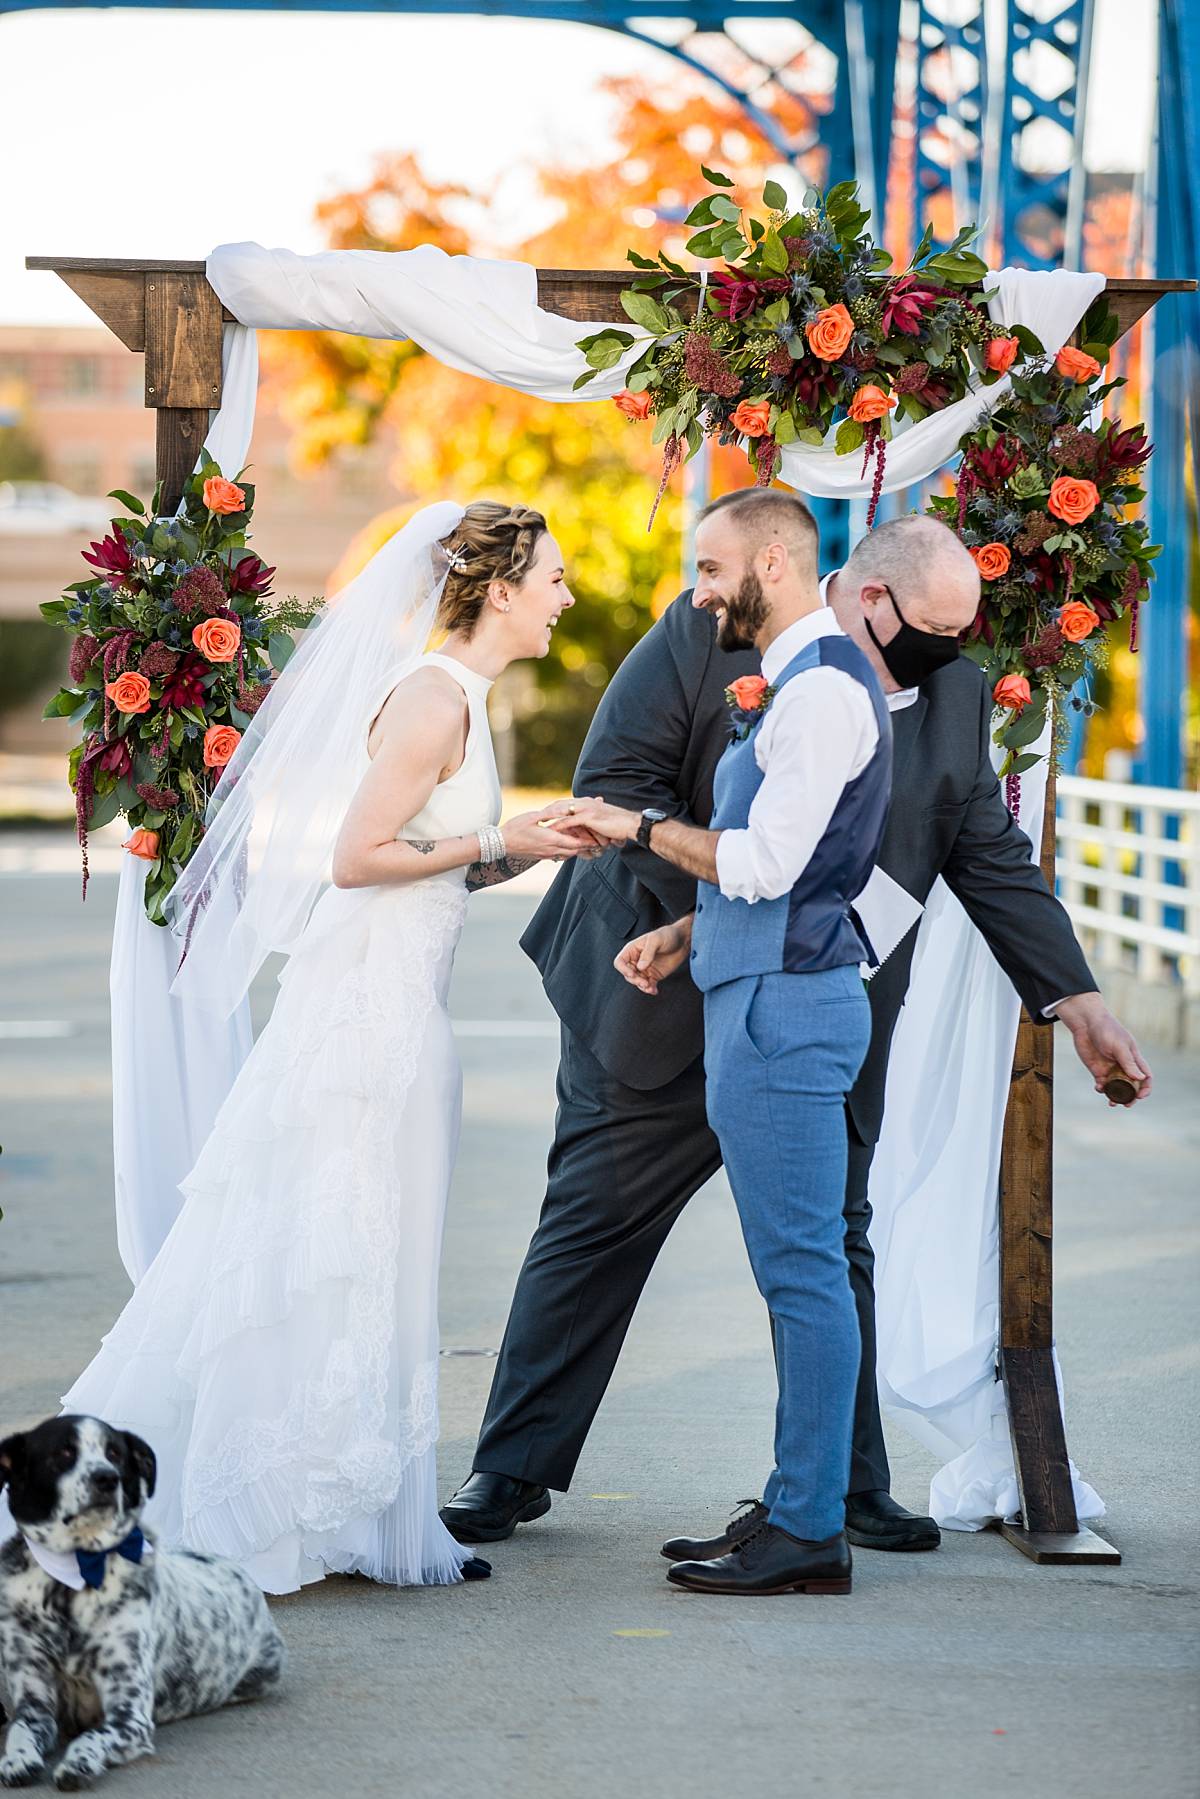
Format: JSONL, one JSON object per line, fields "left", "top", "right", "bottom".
{"left": 703, "top": 964, "right": 870, "bottom": 1543}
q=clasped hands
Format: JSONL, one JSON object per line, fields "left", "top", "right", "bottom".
{"left": 525, "top": 795, "right": 641, "bottom": 864}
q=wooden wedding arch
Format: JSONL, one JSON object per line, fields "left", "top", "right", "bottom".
{"left": 27, "top": 251, "right": 1197, "bottom": 1565}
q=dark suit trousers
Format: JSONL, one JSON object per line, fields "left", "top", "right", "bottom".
{"left": 474, "top": 1026, "right": 890, "bottom": 1496}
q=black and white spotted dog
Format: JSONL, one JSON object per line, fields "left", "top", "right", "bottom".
{"left": 0, "top": 1415, "right": 285, "bottom": 1790}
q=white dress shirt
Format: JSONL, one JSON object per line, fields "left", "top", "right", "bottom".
{"left": 714, "top": 607, "right": 882, "bottom": 904}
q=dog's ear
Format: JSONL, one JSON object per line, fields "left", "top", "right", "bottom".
{"left": 121, "top": 1431, "right": 157, "bottom": 1500}
{"left": 0, "top": 1433, "right": 26, "bottom": 1497}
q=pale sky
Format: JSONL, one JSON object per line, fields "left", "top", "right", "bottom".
{"left": 0, "top": 0, "right": 1157, "bottom": 326}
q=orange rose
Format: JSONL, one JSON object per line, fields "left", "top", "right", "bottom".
{"left": 731, "top": 398, "right": 772, "bottom": 438}
{"left": 1055, "top": 345, "right": 1102, "bottom": 384}
{"left": 1047, "top": 475, "right": 1100, "bottom": 525}
{"left": 124, "top": 828, "right": 160, "bottom": 862}
{"left": 848, "top": 384, "right": 896, "bottom": 423}
{"left": 202, "top": 476, "right": 246, "bottom": 515}
{"left": 203, "top": 723, "right": 242, "bottom": 769}
{"left": 1059, "top": 600, "right": 1101, "bottom": 643}
{"left": 986, "top": 335, "right": 1019, "bottom": 374}
{"left": 612, "top": 389, "right": 652, "bottom": 421}
{"left": 192, "top": 617, "right": 242, "bottom": 663}
{"left": 971, "top": 542, "right": 1012, "bottom": 581}
{"left": 805, "top": 303, "right": 855, "bottom": 362}
{"left": 993, "top": 673, "right": 1031, "bottom": 714}
{"left": 105, "top": 670, "right": 151, "bottom": 714}
{"left": 728, "top": 675, "right": 769, "bottom": 711}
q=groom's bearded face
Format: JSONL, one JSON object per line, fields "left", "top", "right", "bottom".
{"left": 716, "top": 568, "right": 769, "bottom": 652}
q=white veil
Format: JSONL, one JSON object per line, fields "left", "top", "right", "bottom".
{"left": 167, "top": 499, "right": 466, "bottom": 1018}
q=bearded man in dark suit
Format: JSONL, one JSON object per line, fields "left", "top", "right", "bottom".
{"left": 442, "top": 510, "right": 1150, "bottom": 1556}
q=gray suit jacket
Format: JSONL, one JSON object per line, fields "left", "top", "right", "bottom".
{"left": 520, "top": 591, "right": 1097, "bottom": 1144}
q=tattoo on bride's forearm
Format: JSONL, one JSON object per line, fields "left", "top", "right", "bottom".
{"left": 409, "top": 840, "right": 436, "bottom": 855}
{"left": 465, "top": 855, "right": 537, "bottom": 892}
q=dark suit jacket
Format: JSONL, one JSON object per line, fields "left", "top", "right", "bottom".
{"left": 520, "top": 591, "right": 1097, "bottom": 1144}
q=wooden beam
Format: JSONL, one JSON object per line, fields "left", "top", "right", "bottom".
{"left": 25, "top": 256, "right": 1197, "bottom": 337}
{"left": 144, "top": 271, "right": 223, "bottom": 410}
{"left": 997, "top": 762, "right": 1120, "bottom": 1564}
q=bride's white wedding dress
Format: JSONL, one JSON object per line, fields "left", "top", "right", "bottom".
{"left": 63, "top": 652, "right": 501, "bottom": 1594}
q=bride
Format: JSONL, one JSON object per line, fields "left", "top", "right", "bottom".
{"left": 60, "top": 500, "right": 589, "bottom": 1594}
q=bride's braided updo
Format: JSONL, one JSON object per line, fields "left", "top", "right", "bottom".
{"left": 437, "top": 501, "right": 548, "bottom": 638}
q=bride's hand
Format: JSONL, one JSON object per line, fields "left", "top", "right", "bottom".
{"left": 614, "top": 916, "right": 694, "bottom": 994}
{"left": 503, "top": 806, "right": 596, "bottom": 862}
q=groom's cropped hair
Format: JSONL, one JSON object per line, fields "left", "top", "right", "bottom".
{"left": 700, "top": 488, "right": 819, "bottom": 574}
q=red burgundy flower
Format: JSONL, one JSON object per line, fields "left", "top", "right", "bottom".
{"left": 1096, "top": 423, "right": 1152, "bottom": 479}
{"left": 97, "top": 738, "right": 132, "bottom": 777}
{"left": 225, "top": 553, "right": 276, "bottom": 598}
{"left": 159, "top": 654, "right": 208, "bottom": 711}
{"left": 709, "top": 270, "right": 790, "bottom": 323}
{"left": 965, "top": 434, "right": 1025, "bottom": 489}
{"left": 880, "top": 275, "right": 941, "bottom": 338}
{"left": 82, "top": 531, "right": 136, "bottom": 577}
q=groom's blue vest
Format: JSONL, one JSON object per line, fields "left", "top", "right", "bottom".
{"left": 690, "top": 635, "right": 892, "bottom": 993}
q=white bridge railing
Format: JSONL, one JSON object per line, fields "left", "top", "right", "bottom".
{"left": 1056, "top": 776, "right": 1200, "bottom": 995}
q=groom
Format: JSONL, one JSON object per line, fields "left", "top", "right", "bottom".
{"left": 443, "top": 507, "right": 1150, "bottom": 1554}
{"left": 544, "top": 487, "right": 891, "bottom": 1593}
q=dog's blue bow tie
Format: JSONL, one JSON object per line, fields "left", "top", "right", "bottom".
{"left": 75, "top": 1527, "right": 147, "bottom": 1589}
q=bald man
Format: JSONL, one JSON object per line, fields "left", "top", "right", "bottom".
{"left": 443, "top": 509, "right": 1148, "bottom": 1557}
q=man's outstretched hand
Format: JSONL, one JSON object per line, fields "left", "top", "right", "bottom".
{"left": 1055, "top": 992, "right": 1152, "bottom": 1104}
{"left": 613, "top": 917, "right": 694, "bottom": 995}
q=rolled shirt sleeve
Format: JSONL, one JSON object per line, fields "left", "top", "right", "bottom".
{"left": 714, "top": 666, "right": 879, "bottom": 904}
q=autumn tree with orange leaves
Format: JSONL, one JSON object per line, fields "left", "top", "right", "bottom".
{"left": 261, "top": 75, "right": 814, "bottom": 782}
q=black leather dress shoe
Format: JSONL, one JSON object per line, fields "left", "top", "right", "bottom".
{"left": 667, "top": 1523, "right": 852, "bottom": 1596}
{"left": 439, "top": 1471, "right": 552, "bottom": 1544}
{"left": 660, "top": 1499, "right": 768, "bottom": 1563}
{"left": 844, "top": 1489, "right": 940, "bottom": 1552}
{"left": 461, "top": 1556, "right": 493, "bottom": 1580}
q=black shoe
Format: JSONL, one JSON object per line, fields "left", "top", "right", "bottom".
{"left": 461, "top": 1556, "right": 493, "bottom": 1580}
{"left": 439, "top": 1472, "right": 552, "bottom": 1544}
{"left": 660, "top": 1499, "right": 769, "bottom": 1563}
{"left": 667, "top": 1522, "right": 852, "bottom": 1596}
{"left": 844, "top": 1489, "right": 940, "bottom": 1553}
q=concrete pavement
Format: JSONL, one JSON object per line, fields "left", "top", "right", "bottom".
{"left": 1, "top": 848, "right": 1197, "bottom": 1798}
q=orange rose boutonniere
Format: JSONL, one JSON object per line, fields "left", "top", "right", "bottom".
{"left": 725, "top": 674, "right": 776, "bottom": 740}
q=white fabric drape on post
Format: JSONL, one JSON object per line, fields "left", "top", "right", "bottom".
{"left": 110, "top": 241, "right": 1103, "bottom": 1529}
{"left": 867, "top": 737, "right": 1103, "bottom": 1529}
{"left": 109, "top": 323, "right": 257, "bottom": 1284}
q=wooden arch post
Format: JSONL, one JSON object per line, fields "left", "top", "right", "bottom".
{"left": 26, "top": 254, "right": 1196, "bottom": 1563}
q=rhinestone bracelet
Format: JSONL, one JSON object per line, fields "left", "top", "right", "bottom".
{"left": 476, "top": 823, "right": 507, "bottom": 865}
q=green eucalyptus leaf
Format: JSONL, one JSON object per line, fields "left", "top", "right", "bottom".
{"left": 620, "top": 290, "right": 673, "bottom": 335}
{"left": 763, "top": 179, "right": 788, "bottom": 212}
{"left": 701, "top": 164, "right": 735, "bottom": 187}
{"left": 269, "top": 631, "right": 296, "bottom": 672}
{"left": 85, "top": 788, "right": 122, "bottom": 832}
{"left": 760, "top": 228, "right": 789, "bottom": 274}
{"left": 835, "top": 418, "right": 866, "bottom": 456}
{"left": 107, "top": 489, "right": 145, "bottom": 514}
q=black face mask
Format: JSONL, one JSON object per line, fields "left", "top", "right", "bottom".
{"left": 864, "top": 585, "right": 962, "bottom": 689}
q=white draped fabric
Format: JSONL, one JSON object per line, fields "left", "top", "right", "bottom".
{"left": 108, "top": 240, "right": 1103, "bottom": 1527}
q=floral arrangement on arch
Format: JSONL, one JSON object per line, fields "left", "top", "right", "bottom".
{"left": 41, "top": 457, "right": 322, "bottom": 925}
{"left": 578, "top": 171, "right": 1029, "bottom": 519}
{"left": 928, "top": 299, "right": 1156, "bottom": 789}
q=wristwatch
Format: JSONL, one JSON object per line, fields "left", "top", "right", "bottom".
{"left": 636, "top": 807, "right": 669, "bottom": 850}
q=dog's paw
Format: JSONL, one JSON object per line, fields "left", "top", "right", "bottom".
{"left": 0, "top": 1749, "right": 45, "bottom": 1789}
{"left": 51, "top": 1747, "right": 103, "bottom": 1792}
